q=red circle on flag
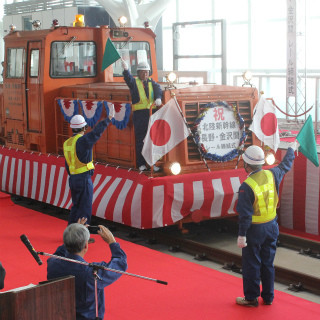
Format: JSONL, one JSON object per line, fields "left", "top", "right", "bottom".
{"left": 150, "top": 120, "right": 171, "bottom": 146}
{"left": 261, "top": 113, "right": 277, "bottom": 136}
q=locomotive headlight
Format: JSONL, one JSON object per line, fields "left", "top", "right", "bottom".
{"left": 242, "top": 70, "right": 252, "bottom": 81}
{"left": 242, "top": 70, "right": 253, "bottom": 87}
{"left": 165, "top": 72, "right": 177, "bottom": 89}
{"left": 265, "top": 152, "right": 275, "bottom": 165}
{"left": 9, "top": 24, "right": 16, "bottom": 32}
{"left": 119, "top": 16, "right": 128, "bottom": 27}
{"left": 32, "top": 20, "right": 41, "bottom": 29}
{"left": 170, "top": 162, "right": 181, "bottom": 175}
{"left": 167, "top": 72, "right": 177, "bottom": 83}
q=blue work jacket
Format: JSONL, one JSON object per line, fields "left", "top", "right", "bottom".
{"left": 237, "top": 147, "right": 295, "bottom": 236}
{"left": 123, "top": 70, "right": 162, "bottom": 105}
{"left": 47, "top": 242, "right": 127, "bottom": 320}
{"left": 65, "top": 118, "right": 110, "bottom": 177}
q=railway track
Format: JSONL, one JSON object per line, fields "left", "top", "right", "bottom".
{"left": 12, "top": 196, "right": 320, "bottom": 296}
{"left": 138, "top": 227, "right": 320, "bottom": 296}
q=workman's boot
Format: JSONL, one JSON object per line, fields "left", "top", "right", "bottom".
{"left": 236, "top": 297, "right": 258, "bottom": 307}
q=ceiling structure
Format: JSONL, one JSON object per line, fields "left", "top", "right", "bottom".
{"left": 96, "top": 0, "right": 172, "bottom": 30}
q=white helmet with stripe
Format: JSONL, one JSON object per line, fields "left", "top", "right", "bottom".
{"left": 242, "top": 145, "right": 265, "bottom": 165}
{"left": 70, "top": 115, "right": 87, "bottom": 128}
{"left": 137, "top": 61, "right": 150, "bottom": 71}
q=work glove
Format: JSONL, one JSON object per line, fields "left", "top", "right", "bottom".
{"left": 237, "top": 236, "right": 247, "bottom": 248}
{"left": 155, "top": 98, "right": 162, "bottom": 107}
{"left": 108, "top": 103, "right": 115, "bottom": 119}
{"left": 288, "top": 140, "right": 300, "bottom": 152}
{"left": 121, "top": 58, "right": 128, "bottom": 70}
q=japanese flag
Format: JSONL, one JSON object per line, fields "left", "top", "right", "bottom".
{"left": 249, "top": 96, "right": 280, "bottom": 152}
{"left": 142, "top": 99, "right": 189, "bottom": 166}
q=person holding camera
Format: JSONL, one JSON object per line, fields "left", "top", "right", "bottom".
{"left": 47, "top": 222, "right": 127, "bottom": 320}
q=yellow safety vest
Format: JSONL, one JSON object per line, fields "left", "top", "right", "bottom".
{"left": 244, "top": 170, "right": 278, "bottom": 224}
{"left": 63, "top": 134, "right": 94, "bottom": 175}
{"left": 132, "top": 78, "right": 155, "bottom": 111}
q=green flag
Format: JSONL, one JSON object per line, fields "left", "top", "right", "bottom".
{"left": 101, "top": 38, "right": 121, "bottom": 71}
{"left": 296, "top": 115, "right": 319, "bottom": 167}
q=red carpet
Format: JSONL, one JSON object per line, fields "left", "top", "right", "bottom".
{"left": 1, "top": 194, "right": 319, "bottom": 320}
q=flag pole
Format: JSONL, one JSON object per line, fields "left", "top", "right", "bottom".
{"left": 149, "top": 102, "right": 156, "bottom": 176}
{"left": 170, "top": 91, "right": 210, "bottom": 172}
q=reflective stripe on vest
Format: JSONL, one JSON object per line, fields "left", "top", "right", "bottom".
{"left": 63, "top": 134, "right": 94, "bottom": 175}
{"left": 132, "top": 78, "right": 155, "bottom": 111}
{"left": 244, "top": 170, "right": 278, "bottom": 223}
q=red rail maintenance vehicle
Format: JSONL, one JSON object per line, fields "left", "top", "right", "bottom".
{"left": 0, "top": 18, "right": 264, "bottom": 229}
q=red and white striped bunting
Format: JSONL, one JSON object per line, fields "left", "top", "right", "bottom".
{"left": 4, "top": 147, "right": 318, "bottom": 234}
{"left": 278, "top": 149, "right": 320, "bottom": 236}
{"left": 0, "top": 147, "right": 247, "bottom": 229}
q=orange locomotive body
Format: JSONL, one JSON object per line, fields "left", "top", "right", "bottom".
{"left": 0, "top": 23, "right": 260, "bottom": 229}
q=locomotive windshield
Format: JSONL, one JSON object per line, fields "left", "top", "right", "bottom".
{"left": 112, "top": 41, "right": 152, "bottom": 77}
{"left": 50, "top": 41, "right": 96, "bottom": 78}
{"left": 6, "top": 48, "right": 25, "bottom": 78}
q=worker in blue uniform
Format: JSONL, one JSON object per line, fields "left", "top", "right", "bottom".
{"left": 121, "top": 59, "right": 162, "bottom": 172}
{"left": 236, "top": 142, "right": 298, "bottom": 307}
{"left": 47, "top": 223, "right": 127, "bottom": 320}
{"left": 63, "top": 114, "right": 110, "bottom": 225}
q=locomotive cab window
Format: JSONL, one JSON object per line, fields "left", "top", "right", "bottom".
{"left": 112, "top": 41, "right": 152, "bottom": 77}
{"left": 30, "top": 49, "right": 39, "bottom": 77}
{"left": 50, "top": 41, "right": 96, "bottom": 78}
{"left": 7, "top": 48, "right": 25, "bottom": 78}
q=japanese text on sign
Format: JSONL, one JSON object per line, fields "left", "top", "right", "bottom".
{"left": 198, "top": 106, "right": 241, "bottom": 157}
{"left": 287, "top": 0, "right": 296, "bottom": 97}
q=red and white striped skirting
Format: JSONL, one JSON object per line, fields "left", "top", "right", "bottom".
{"left": 0, "top": 147, "right": 247, "bottom": 229}
{"left": 278, "top": 149, "right": 320, "bottom": 236}
{"left": 1, "top": 146, "right": 319, "bottom": 235}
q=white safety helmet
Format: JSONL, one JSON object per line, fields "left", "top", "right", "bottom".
{"left": 136, "top": 61, "right": 150, "bottom": 71}
{"left": 242, "top": 145, "right": 265, "bottom": 165}
{"left": 70, "top": 114, "right": 87, "bottom": 129}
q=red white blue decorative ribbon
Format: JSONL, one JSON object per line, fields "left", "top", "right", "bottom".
{"left": 58, "top": 99, "right": 131, "bottom": 130}
{"left": 104, "top": 101, "right": 131, "bottom": 130}
{"left": 57, "top": 99, "right": 78, "bottom": 122}
{"left": 79, "top": 100, "right": 103, "bottom": 127}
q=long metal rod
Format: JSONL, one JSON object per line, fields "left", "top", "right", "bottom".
{"left": 39, "top": 251, "right": 168, "bottom": 285}
{"left": 170, "top": 93, "right": 210, "bottom": 171}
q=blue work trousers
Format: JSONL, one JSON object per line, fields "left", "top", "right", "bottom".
{"left": 68, "top": 173, "right": 93, "bottom": 225}
{"left": 132, "top": 109, "right": 150, "bottom": 167}
{"left": 242, "top": 219, "right": 279, "bottom": 302}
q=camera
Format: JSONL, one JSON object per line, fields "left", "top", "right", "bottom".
{"left": 88, "top": 226, "right": 100, "bottom": 234}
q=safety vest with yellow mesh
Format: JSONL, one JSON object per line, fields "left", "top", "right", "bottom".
{"left": 244, "top": 170, "right": 278, "bottom": 224}
{"left": 132, "top": 78, "right": 155, "bottom": 111}
{"left": 63, "top": 134, "right": 94, "bottom": 175}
